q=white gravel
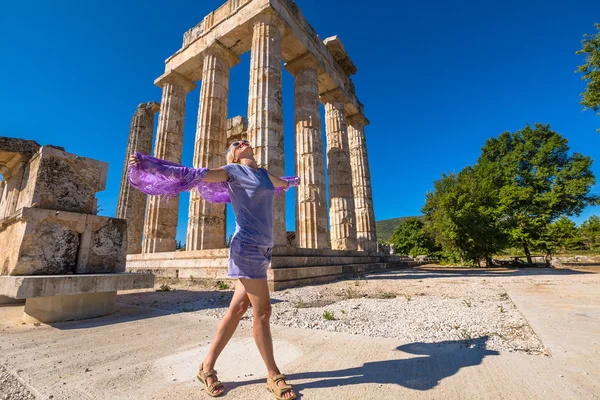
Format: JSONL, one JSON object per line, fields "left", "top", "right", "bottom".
{"left": 118, "top": 267, "right": 593, "bottom": 356}
{"left": 0, "top": 364, "right": 36, "bottom": 400}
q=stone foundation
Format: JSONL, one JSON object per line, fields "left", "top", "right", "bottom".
{"left": 0, "top": 274, "right": 154, "bottom": 323}
{"left": 127, "top": 248, "right": 418, "bottom": 291}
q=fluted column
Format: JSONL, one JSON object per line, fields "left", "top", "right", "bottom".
{"left": 117, "top": 102, "right": 160, "bottom": 254}
{"left": 285, "top": 54, "right": 328, "bottom": 249}
{"left": 321, "top": 89, "right": 357, "bottom": 251}
{"left": 347, "top": 114, "right": 377, "bottom": 252}
{"left": 247, "top": 12, "right": 286, "bottom": 246}
{"left": 142, "top": 71, "right": 196, "bottom": 253}
{"left": 186, "top": 43, "right": 239, "bottom": 250}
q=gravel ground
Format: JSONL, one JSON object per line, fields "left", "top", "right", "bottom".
{"left": 119, "top": 267, "right": 599, "bottom": 356}
{"left": 0, "top": 364, "right": 36, "bottom": 400}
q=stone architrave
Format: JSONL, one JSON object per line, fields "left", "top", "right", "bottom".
{"left": 285, "top": 54, "right": 329, "bottom": 249}
{"left": 117, "top": 102, "right": 160, "bottom": 254}
{"left": 347, "top": 113, "right": 377, "bottom": 252}
{"left": 321, "top": 88, "right": 357, "bottom": 251}
{"left": 247, "top": 12, "right": 286, "bottom": 247}
{"left": 142, "top": 72, "right": 196, "bottom": 254}
{"left": 186, "top": 43, "right": 239, "bottom": 251}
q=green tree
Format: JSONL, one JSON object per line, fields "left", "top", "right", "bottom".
{"left": 423, "top": 168, "right": 507, "bottom": 266}
{"left": 576, "top": 23, "right": 600, "bottom": 132}
{"left": 544, "top": 216, "right": 584, "bottom": 254}
{"left": 475, "top": 123, "right": 598, "bottom": 263}
{"left": 388, "top": 217, "right": 439, "bottom": 257}
{"left": 580, "top": 215, "right": 600, "bottom": 250}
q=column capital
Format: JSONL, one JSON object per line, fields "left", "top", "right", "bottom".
{"left": 252, "top": 9, "right": 286, "bottom": 34}
{"left": 137, "top": 101, "right": 161, "bottom": 114}
{"left": 204, "top": 41, "right": 240, "bottom": 68}
{"left": 154, "top": 70, "right": 196, "bottom": 93}
{"left": 284, "top": 52, "right": 323, "bottom": 76}
{"left": 347, "top": 113, "right": 370, "bottom": 127}
{"left": 319, "top": 87, "right": 348, "bottom": 105}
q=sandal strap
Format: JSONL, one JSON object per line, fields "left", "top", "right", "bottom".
{"left": 271, "top": 373, "right": 287, "bottom": 383}
{"left": 269, "top": 374, "right": 293, "bottom": 395}
{"left": 209, "top": 381, "right": 223, "bottom": 391}
{"left": 202, "top": 369, "right": 218, "bottom": 379}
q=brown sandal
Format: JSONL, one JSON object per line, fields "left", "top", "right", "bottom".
{"left": 197, "top": 363, "right": 225, "bottom": 397}
{"left": 266, "top": 373, "right": 296, "bottom": 400}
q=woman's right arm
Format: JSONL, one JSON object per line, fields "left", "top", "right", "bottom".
{"left": 127, "top": 153, "right": 229, "bottom": 196}
{"left": 129, "top": 153, "right": 229, "bottom": 182}
{"left": 203, "top": 168, "right": 229, "bottom": 182}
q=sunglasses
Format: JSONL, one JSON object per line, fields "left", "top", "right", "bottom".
{"left": 232, "top": 140, "right": 250, "bottom": 148}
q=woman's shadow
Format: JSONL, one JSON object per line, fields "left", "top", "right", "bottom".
{"left": 287, "top": 336, "right": 499, "bottom": 392}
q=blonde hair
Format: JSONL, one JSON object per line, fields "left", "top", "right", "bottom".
{"left": 225, "top": 143, "right": 237, "bottom": 164}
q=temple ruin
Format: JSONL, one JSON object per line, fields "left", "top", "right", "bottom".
{"left": 121, "top": 0, "right": 415, "bottom": 289}
{"left": 0, "top": 138, "right": 154, "bottom": 323}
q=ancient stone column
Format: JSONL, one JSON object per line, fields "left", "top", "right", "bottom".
{"left": 285, "top": 54, "right": 329, "bottom": 249}
{"left": 247, "top": 12, "right": 286, "bottom": 246}
{"left": 117, "top": 102, "right": 160, "bottom": 254}
{"left": 186, "top": 43, "right": 239, "bottom": 250}
{"left": 347, "top": 114, "right": 377, "bottom": 252}
{"left": 321, "top": 89, "right": 357, "bottom": 251}
{"left": 142, "top": 71, "right": 195, "bottom": 253}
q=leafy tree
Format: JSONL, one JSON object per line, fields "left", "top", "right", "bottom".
{"left": 423, "top": 168, "right": 507, "bottom": 266}
{"left": 580, "top": 215, "right": 600, "bottom": 250}
{"left": 175, "top": 240, "right": 186, "bottom": 251}
{"left": 544, "top": 216, "right": 584, "bottom": 254}
{"left": 475, "top": 123, "right": 598, "bottom": 263}
{"left": 388, "top": 217, "right": 439, "bottom": 257}
{"left": 576, "top": 23, "right": 600, "bottom": 132}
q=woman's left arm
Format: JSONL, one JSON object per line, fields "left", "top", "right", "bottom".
{"left": 267, "top": 172, "right": 291, "bottom": 188}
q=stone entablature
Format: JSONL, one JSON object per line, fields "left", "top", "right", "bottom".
{"left": 165, "top": 0, "right": 362, "bottom": 116}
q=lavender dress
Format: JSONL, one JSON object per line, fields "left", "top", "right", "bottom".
{"left": 222, "top": 164, "right": 276, "bottom": 279}
{"left": 128, "top": 153, "right": 299, "bottom": 279}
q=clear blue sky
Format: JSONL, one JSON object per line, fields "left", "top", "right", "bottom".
{"left": 2, "top": 0, "right": 599, "bottom": 244}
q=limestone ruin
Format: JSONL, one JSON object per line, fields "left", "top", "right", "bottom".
{"left": 0, "top": 137, "right": 153, "bottom": 323}
{"left": 121, "top": 0, "right": 415, "bottom": 289}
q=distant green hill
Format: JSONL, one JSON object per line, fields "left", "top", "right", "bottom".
{"left": 376, "top": 216, "right": 424, "bottom": 242}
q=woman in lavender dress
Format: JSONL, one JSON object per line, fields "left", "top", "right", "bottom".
{"left": 128, "top": 140, "right": 297, "bottom": 399}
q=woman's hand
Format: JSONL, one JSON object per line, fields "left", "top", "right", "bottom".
{"left": 129, "top": 153, "right": 140, "bottom": 166}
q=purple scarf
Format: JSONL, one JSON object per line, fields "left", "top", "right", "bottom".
{"left": 128, "top": 152, "right": 299, "bottom": 203}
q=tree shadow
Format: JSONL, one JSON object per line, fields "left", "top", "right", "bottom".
{"left": 287, "top": 336, "right": 499, "bottom": 394}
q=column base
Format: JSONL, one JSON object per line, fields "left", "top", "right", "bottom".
{"left": 143, "top": 237, "right": 176, "bottom": 253}
{"left": 23, "top": 291, "right": 117, "bottom": 323}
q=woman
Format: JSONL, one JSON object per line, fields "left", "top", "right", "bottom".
{"left": 128, "top": 139, "right": 298, "bottom": 399}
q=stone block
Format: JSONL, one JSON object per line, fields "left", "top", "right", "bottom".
{"left": 0, "top": 273, "right": 154, "bottom": 299}
{"left": 23, "top": 292, "right": 117, "bottom": 323}
{"left": 15, "top": 146, "right": 108, "bottom": 214}
{"left": 0, "top": 273, "right": 154, "bottom": 323}
{"left": 0, "top": 207, "right": 126, "bottom": 276}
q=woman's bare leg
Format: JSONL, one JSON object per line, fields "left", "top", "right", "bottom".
{"left": 201, "top": 281, "right": 250, "bottom": 395}
{"left": 240, "top": 278, "right": 295, "bottom": 399}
